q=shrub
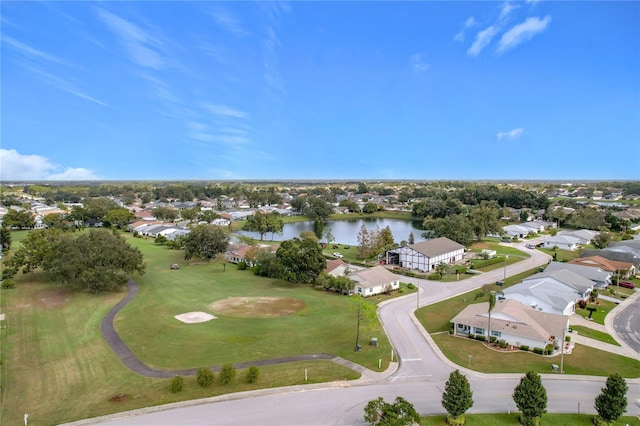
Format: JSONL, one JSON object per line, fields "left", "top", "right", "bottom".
{"left": 474, "top": 335, "right": 486, "bottom": 342}
{"left": 467, "top": 333, "right": 475, "bottom": 339}
{"left": 219, "top": 364, "right": 236, "bottom": 385}
{"left": 2, "top": 280, "right": 15, "bottom": 289}
{"left": 427, "top": 273, "right": 441, "bottom": 280}
{"left": 245, "top": 366, "right": 260, "bottom": 383}
{"left": 520, "top": 345, "right": 529, "bottom": 351}
{"left": 565, "top": 336, "right": 571, "bottom": 342}
{"left": 197, "top": 368, "right": 215, "bottom": 388}
{"left": 544, "top": 344, "right": 554, "bottom": 355}
{"left": 533, "top": 347, "right": 544, "bottom": 355}
{"left": 578, "top": 299, "right": 587, "bottom": 309}
{"left": 170, "top": 375, "right": 184, "bottom": 393}
{"left": 498, "top": 340, "right": 508, "bottom": 349}
{"left": 132, "top": 231, "right": 139, "bottom": 237}
{"left": 237, "top": 261, "right": 247, "bottom": 270}
{"left": 489, "top": 336, "right": 497, "bottom": 343}
{"left": 406, "top": 283, "right": 416, "bottom": 290}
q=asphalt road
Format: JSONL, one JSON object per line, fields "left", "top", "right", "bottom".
{"left": 76, "top": 240, "right": 640, "bottom": 425}
{"left": 612, "top": 294, "right": 640, "bottom": 353}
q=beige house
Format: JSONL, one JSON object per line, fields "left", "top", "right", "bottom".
{"left": 350, "top": 266, "right": 399, "bottom": 297}
{"left": 451, "top": 299, "right": 569, "bottom": 350}
{"left": 385, "top": 237, "right": 465, "bottom": 272}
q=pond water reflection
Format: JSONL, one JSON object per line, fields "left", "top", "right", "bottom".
{"left": 234, "top": 217, "right": 427, "bottom": 246}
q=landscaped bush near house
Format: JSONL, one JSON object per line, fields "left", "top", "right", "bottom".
{"left": 237, "top": 261, "right": 247, "bottom": 270}
{"left": 533, "top": 347, "right": 544, "bottom": 355}
{"left": 498, "top": 339, "right": 508, "bottom": 349}
{"left": 578, "top": 299, "right": 587, "bottom": 309}
{"left": 520, "top": 345, "right": 529, "bottom": 351}
{"left": 427, "top": 273, "right": 441, "bottom": 280}
{"left": 565, "top": 336, "right": 571, "bottom": 342}
{"left": 489, "top": 336, "right": 497, "bottom": 343}
{"left": 474, "top": 335, "right": 486, "bottom": 342}
{"left": 544, "top": 344, "right": 554, "bottom": 355}
{"left": 219, "top": 364, "right": 236, "bottom": 385}
{"left": 406, "top": 283, "right": 415, "bottom": 290}
{"left": 467, "top": 333, "right": 475, "bottom": 339}
{"left": 197, "top": 367, "right": 215, "bottom": 388}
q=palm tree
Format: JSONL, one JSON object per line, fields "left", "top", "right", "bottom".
{"left": 474, "top": 284, "right": 504, "bottom": 342}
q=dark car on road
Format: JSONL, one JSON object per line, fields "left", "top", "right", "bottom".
{"left": 619, "top": 281, "right": 636, "bottom": 289}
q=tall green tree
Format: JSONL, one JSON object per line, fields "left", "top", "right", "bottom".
{"left": 0, "top": 225, "right": 11, "bottom": 253}
{"left": 349, "top": 295, "right": 377, "bottom": 351}
{"left": 470, "top": 205, "right": 501, "bottom": 241}
{"left": 244, "top": 212, "right": 270, "bottom": 240}
{"left": 276, "top": 237, "right": 325, "bottom": 283}
{"left": 423, "top": 214, "right": 475, "bottom": 246}
{"left": 183, "top": 224, "right": 229, "bottom": 261}
{"left": 2, "top": 209, "right": 35, "bottom": 229}
{"left": 363, "top": 396, "right": 420, "bottom": 426}
{"left": 357, "top": 224, "right": 372, "bottom": 258}
{"left": 594, "top": 373, "right": 628, "bottom": 424}
{"left": 512, "top": 371, "right": 547, "bottom": 426}
{"left": 592, "top": 231, "right": 612, "bottom": 249}
{"left": 152, "top": 206, "right": 179, "bottom": 222}
{"left": 441, "top": 369, "right": 473, "bottom": 424}
{"left": 104, "top": 207, "right": 135, "bottom": 229}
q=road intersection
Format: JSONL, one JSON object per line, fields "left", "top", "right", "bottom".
{"left": 69, "top": 240, "right": 640, "bottom": 425}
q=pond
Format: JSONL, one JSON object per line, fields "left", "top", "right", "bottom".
{"left": 234, "top": 217, "right": 428, "bottom": 246}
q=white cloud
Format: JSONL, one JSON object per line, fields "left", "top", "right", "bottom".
{"left": 0, "top": 149, "right": 99, "bottom": 180}
{"left": 467, "top": 25, "right": 499, "bottom": 57}
{"left": 497, "top": 128, "right": 524, "bottom": 140}
{"left": 204, "top": 104, "right": 249, "bottom": 119}
{"left": 497, "top": 15, "right": 551, "bottom": 54}
{"left": 500, "top": 2, "right": 520, "bottom": 20}
{"left": 453, "top": 16, "right": 477, "bottom": 42}
{"left": 21, "top": 64, "right": 108, "bottom": 106}
{"left": 209, "top": 7, "right": 250, "bottom": 37}
{"left": 2, "top": 35, "right": 68, "bottom": 65}
{"left": 410, "top": 53, "right": 430, "bottom": 74}
{"left": 96, "top": 8, "right": 164, "bottom": 69}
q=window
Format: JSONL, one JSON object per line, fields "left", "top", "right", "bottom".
{"left": 491, "top": 330, "right": 502, "bottom": 337}
{"left": 473, "top": 327, "right": 485, "bottom": 335}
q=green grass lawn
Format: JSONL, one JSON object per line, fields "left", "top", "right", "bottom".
{"left": 421, "top": 413, "right": 640, "bottom": 425}
{"left": 575, "top": 299, "right": 616, "bottom": 325}
{"left": 569, "top": 326, "right": 620, "bottom": 346}
{"left": 1, "top": 233, "right": 399, "bottom": 425}
{"left": 432, "top": 333, "right": 640, "bottom": 377}
{"left": 538, "top": 247, "right": 581, "bottom": 262}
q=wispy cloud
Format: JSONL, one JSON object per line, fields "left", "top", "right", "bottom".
{"left": 0, "top": 149, "right": 99, "bottom": 180}
{"left": 410, "top": 53, "right": 430, "bottom": 74}
{"left": 500, "top": 2, "right": 520, "bottom": 20}
{"left": 21, "top": 63, "right": 108, "bottom": 106}
{"left": 96, "top": 8, "right": 165, "bottom": 69}
{"left": 209, "top": 6, "right": 250, "bottom": 37}
{"left": 467, "top": 25, "right": 499, "bottom": 57}
{"left": 204, "top": 104, "right": 249, "bottom": 119}
{"left": 497, "top": 128, "right": 524, "bottom": 141}
{"left": 497, "top": 15, "right": 551, "bottom": 54}
{"left": 2, "top": 35, "right": 68, "bottom": 65}
{"left": 453, "top": 16, "right": 477, "bottom": 42}
{"left": 263, "top": 26, "right": 286, "bottom": 99}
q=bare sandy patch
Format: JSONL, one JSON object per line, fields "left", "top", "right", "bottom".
{"left": 209, "top": 297, "right": 306, "bottom": 318}
{"left": 175, "top": 311, "right": 217, "bottom": 324}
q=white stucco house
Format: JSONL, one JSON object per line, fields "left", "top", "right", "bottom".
{"left": 501, "top": 269, "right": 594, "bottom": 316}
{"left": 386, "top": 237, "right": 465, "bottom": 272}
{"left": 542, "top": 235, "right": 581, "bottom": 251}
{"left": 350, "top": 266, "right": 399, "bottom": 297}
{"left": 451, "top": 299, "right": 569, "bottom": 350}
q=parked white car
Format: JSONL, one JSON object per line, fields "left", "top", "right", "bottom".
{"left": 333, "top": 252, "right": 344, "bottom": 258}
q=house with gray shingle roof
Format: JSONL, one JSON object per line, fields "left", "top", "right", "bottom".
{"left": 451, "top": 299, "right": 569, "bottom": 350}
{"left": 385, "top": 237, "right": 465, "bottom": 272}
{"left": 544, "top": 261, "right": 611, "bottom": 289}
{"left": 350, "top": 266, "right": 399, "bottom": 297}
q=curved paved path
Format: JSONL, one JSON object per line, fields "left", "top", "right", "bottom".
{"left": 101, "top": 279, "right": 339, "bottom": 379}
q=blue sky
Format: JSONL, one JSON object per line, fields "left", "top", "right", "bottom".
{"left": 2, "top": 1, "right": 639, "bottom": 181}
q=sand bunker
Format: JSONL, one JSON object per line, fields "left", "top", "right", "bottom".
{"left": 209, "top": 297, "right": 306, "bottom": 318}
{"left": 175, "top": 311, "right": 217, "bottom": 324}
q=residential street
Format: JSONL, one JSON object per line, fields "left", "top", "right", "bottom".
{"left": 69, "top": 241, "right": 640, "bottom": 426}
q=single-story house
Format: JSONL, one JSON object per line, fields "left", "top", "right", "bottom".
{"left": 451, "top": 298, "right": 569, "bottom": 350}
{"left": 325, "top": 259, "right": 351, "bottom": 277}
{"left": 544, "top": 261, "right": 612, "bottom": 290}
{"left": 386, "top": 237, "right": 465, "bottom": 272}
{"left": 502, "top": 224, "right": 531, "bottom": 239}
{"left": 350, "top": 266, "right": 399, "bottom": 297}
{"left": 569, "top": 255, "right": 636, "bottom": 279}
{"left": 557, "top": 229, "right": 598, "bottom": 245}
{"left": 580, "top": 249, "right": 640, "bottom": 269}
{"left": 226, "top": 243, "right": 278, "bottom": 265}
{"left": 501, "top": 269, "right": 594, "bottom": 316}
{"left": 542, "top": 235, "right": 581, "bottom": 251}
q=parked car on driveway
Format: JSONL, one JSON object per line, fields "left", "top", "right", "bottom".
{"left": 619, "top": 281, "right": 636, "bottom": 289}
{"left": 333, "top": 252, "right": 343, "bottom": 258}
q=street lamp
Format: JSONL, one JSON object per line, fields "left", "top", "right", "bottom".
{"left": 503, "top": 255, "right": 509, "bottom": 281}
{"left": 560, "top": 316, "right": 569, "bottom": 374}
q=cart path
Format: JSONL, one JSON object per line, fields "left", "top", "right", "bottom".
{"left": 101, "top": 279, "right": 356, "bottom": 379}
